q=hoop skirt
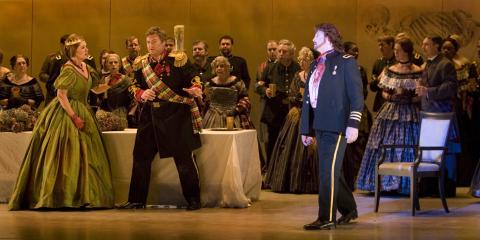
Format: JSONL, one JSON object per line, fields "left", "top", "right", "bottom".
{"left": 8, "top": 66, "right": 114, "bottom": 210}
{"left": 265, "top": 72, "right": 318, "bottom": 193}
{"left": 356, "top": 69, "right": 422, "bottom": 194}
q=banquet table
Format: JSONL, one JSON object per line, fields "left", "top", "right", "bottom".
{"left": 0, "top": 128, "right": 262, "bottom": 208}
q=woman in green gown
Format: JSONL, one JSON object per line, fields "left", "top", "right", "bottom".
{"left": 8, "top": 34, "right": 114, "bottom": 210}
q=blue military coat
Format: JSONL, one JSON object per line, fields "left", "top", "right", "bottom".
{"left": 299, "top": 51, "right": 364, "bottom": 136}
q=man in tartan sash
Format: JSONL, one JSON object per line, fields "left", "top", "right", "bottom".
{"left": 118, "top": 26, "right": 203, "bottom": 210}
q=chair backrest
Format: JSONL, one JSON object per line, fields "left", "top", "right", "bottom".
{"left": 418, "top": 111, "right": 453, "bottom": 163}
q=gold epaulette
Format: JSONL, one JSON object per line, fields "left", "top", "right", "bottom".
{"left": 169, "top": 51, "right": 188, "bottom": 67}
{"left": 132, "top": 54, "right": 148, "bottom": 71}
{"left": 55, "top": 54, "right": 62, "bottom": 60}
{"left": 414, "top": 52, "right": 421, "bottom": 59}
{"left": 343, "top": 54, "right": 354, "bottom": 59}
{"left": 86, "top": 55, "right": 94, "bottom": 60}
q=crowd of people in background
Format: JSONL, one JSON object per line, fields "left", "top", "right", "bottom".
{"left": 2, "top": 25, "right": 480, "bottom": 215}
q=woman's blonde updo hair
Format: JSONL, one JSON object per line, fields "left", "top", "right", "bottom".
{"left": 210, "top": 56, "right": 231, "bottom": 75}
{"left": 64, "top": 34, "right": 85, "bottom": 59}
{"left": 297, "top": 47, "right": 314, "bottom": 64}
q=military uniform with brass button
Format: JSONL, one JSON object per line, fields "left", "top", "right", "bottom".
{"left": 300, "top": 48, "right": 363, "bottom": 229}
{"left": 124, "top": 52, "right": 202, "bottom": 209}
{"left": 40, "top": 52, "right": 97, "bottom": 104}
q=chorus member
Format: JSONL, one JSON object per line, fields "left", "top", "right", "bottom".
{"left": 357, "top": 37, "right": 422, "bottom": 194}
{"left": 0, "top": 55, "right": 43, "bottom": 109}
{"left": 202, "top": 56, "right": 253, "bottom": 129}
{"left": 370, "top": 36, "right": 396, "bottom": 113}
{"left": 256, "top": 39, "right": 300, "bottom": 165}
{"left": 417, "top": 36, "right": 458, "bottom": 196}
{"left": 265, "top": 47, "right": 318, "bottom": 193}
{"left": 209, "top": 35, "right": 251, "bottom": 89}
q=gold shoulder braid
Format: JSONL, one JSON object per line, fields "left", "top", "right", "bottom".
{"left": 132, "top": 54, "right": 148, "bottom": 71}
{"left": 169, "top": 51, "right": 188, "bottom": 67}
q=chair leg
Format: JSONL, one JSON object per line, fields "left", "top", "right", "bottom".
{"left": 415, "top": 178, "right": 420, "bottom": 211}
{"left": 411, "top": 175, "right": 416, "bottom": 216}
{"left": 374, "top": 170, "right": 380, "bottom": 213}
{"left": 438, "top": 172, "right": 450, "bottom": 213}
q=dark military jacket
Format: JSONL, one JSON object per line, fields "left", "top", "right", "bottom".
{"left": 300, "top": 51, "right": 364, "bottom": 135}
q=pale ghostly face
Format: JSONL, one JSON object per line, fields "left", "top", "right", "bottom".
{"left": 313, "top": 30, "right": 327, "bottom": 52}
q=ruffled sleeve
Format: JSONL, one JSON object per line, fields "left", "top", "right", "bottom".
{"left": 54, "top": 66, "right": 76, "bottom": 90}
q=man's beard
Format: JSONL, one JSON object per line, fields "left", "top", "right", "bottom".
{"left": 194, "top": 55, "right": 205, "bottom": 63}
{"left": 221, "top": 49, "right": 231, "bottom": 56}
{"left": 129, "top": 51, "right": 139, "bottom": 58}
{"left": 279, "top": 58, "right": 292, "bottom": 66}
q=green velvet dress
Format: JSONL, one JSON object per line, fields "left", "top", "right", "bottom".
{"left": 8, "top": 65, "right": 114, "bottom": 210}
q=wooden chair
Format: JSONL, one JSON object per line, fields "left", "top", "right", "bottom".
{"left": 374, "top": 111, "right": 453, "bottom": 216}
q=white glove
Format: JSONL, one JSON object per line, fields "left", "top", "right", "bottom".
{"left": 301, "top": 135, "right": 313, "bottom": 146}
{"left": 345, "top": 127, "right": 358, "bottom": 144}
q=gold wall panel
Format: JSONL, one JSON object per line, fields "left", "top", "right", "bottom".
{"left": 1, "top": 0, "right": 479, "bottom": 120}
{"left": 205, "top": 0, "right": 272, "bottom": 123}
{"left": 110, "top": 0, "right": 190, "bottom": 57}
{"left": 273, "top": 0, "right": 357, "bottom": 50}
{"left": 0, "top": 0, "right": 32, "bottom": 72}
{"left": 443, "top": 0, "right": 480, "bottom": 60}
{"left": 31, "top": 0, "right": 110, "bottom": 78}
{"left": 356, "top": 0, "right": 445, "bottom": 111}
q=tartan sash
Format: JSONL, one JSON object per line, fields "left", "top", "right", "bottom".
{"left": 122, "top": 57, "right": 133, "bottom": 72}
{"left": 141, "top": 59, "right": 202, "bottom": 134}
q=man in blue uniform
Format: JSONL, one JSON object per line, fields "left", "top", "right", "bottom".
{"left": 300, "top": 23, "right": 364, "bottom": 230}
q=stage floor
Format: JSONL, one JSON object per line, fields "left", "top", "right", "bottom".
{"left": 0, "top": 188, "right": 479, "bottom": 240}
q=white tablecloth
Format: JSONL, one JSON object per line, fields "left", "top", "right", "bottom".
{"left": 0, "top": 129, "right": 262, "bottom": 208}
